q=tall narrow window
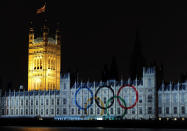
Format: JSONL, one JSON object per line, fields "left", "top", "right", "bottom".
{"left": 48, "top": 58, "right": 50, "bottom": 69}
{"left": 40, "top": 58, "right": 42, "bottom": 69}
{"left": 51, "top": 59, "right": 53, "bottom": 70}
{"left": 174, "top": 107, "right": 177, "bottom": 114}
{"left": 182, "top": 106, "right": 185, "bottom": 114}
{"left": 148, "top": 95, "right": 152, "bottom": 103}
{"left": 34, "top": 59, "right": 36, "bottom": 69}
{"left": 37, "top": 59, "right": 39, "bottom": 69}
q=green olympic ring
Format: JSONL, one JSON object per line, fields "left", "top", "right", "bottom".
{"left": 105, "top": 95, "right": 127, "bottom": 119}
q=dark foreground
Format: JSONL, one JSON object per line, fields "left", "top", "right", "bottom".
{"left": 0, "top": 118, "right": 187, "bottom": 129}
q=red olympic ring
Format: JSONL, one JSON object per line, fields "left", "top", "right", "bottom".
{"left": 117, "top": 85, "right": 138, "bottom": 109}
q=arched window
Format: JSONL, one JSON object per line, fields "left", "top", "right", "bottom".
{"left": 48, "top": 57, "right": 50, "bottom": 69}
{"left": 37, "top": 58, "right": 39, "bottom": 69}
{"left": 148, "top": 95, "right": 152, "bottom": 103}
{"left": 51, "top": 59, "right": 53, "bottom": 69}
{"left": 40, "top": 58, "right": 42, "bottom": 69}
{"left": 53, "top": 59, "right": 56, "bottom": 70}
{"left": 34, "top": 59, "right": 36, "bottom": 70}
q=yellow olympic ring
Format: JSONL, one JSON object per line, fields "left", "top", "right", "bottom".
{"left": 84, "top": 96, "right": 105, "bottom": 115}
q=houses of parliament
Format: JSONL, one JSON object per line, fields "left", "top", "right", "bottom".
{"left": 0, "top": 19, "right": 186, "bottom": 121}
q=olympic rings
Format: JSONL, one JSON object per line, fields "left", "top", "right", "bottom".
{"left": 95, "top": 86, "right": 114, "bottom": 109}
{"left": 75, "top": 86, "right": 93, "bottom": 110}
{"left": 117, "top": 85, "right": 138, "bottom": 109}
{"left": 84, "top": 96, "right": 105, "bottom": 115}
{"left": 74, "top": 84, "right": 139, "bottom": 117}
{"left": 106, "top": 95, "right": 127, "bottom": 118}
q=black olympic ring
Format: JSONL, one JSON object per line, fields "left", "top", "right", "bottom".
{"left": 95, "top": 85, "right": 114, "bottom": 109}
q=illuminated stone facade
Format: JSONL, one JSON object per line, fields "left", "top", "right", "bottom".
{"left": 28, "top": 25, "right": 61, "bottom": 91}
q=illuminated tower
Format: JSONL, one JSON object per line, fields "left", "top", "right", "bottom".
{"left": 28, "top": 23, "right": 61, "bottom": 91}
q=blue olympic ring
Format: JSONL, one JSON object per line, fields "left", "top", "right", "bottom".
{"left": 75, "top": 86, "right": 94, "bottom": 110}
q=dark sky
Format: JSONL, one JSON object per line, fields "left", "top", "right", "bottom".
{"left": 0, "top": 1, "right": 187, "bottom": 89}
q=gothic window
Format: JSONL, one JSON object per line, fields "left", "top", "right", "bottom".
{"left": 110, "top": 108, "right": 113, "bottom": 114}
{"left": 132, "top": 108, "right": 135, "bottom": 114}
{"left": 78, "top": 109, "right": 80, "bottom": 114}
{"left": 71, "top": 108, "right": 74, "bottom": 115}
{"left": 139, "top": 107, "right": 142, "bottom": 114}
{"left": 41, "top": 109, "right": 43, "bottom": 115}
{"left": 31, "top": 109, "right": 33, "bottom": 115}
{"left": 97, "top": 108, "right": 100, "bottom": 114}
{"left": 36, "top": 109, "right": 38, "bottom": 115}
{"left": 181, "top": 106, "right": 185, "bottom": 114}
{"left": 53, "top": 59, "right": 55, "bottom": 70}
{"left": 57, "top": 108, "right": 59, "bottom": 115}
{"left": 36, "top": 100, "right": 38, "bottom": 105}
{"left": 46, "top": 109, "right": 48, "bottom": 115}
{"left": 57, "top": 98, "right": 60, "bottom": 105}
{"left": 139, "top": 96, "right": 142, "bottom": 103}
{"left": 40, "top": 58, "right": 42, "bottom": 69}
{"left": 6, "top": 109, "right": 9, "bottom": 115}
{"left": 51, "top": 99, "right": 54, "bottom": 105}
{"left": 174, "top": 107, "right": 177, "bottom": 114}
{"left": 148, "top": 107, "right": 152, "bottom": 114}
{"left": 21, "top": 109, "right": 23, "bottom": 115}
{"left": 148, "top": 95, "right": 152, "bottom": 103}
{"left": 63, "top": 98, "right": 67, "bottom": 105}
{"left": 31, "top": 99, "right": 33, "bottom": 105}
{"left": 26, "top": 109, "right": 28, "bottom": 115}
{"left": 11, "top": 109, "right": 13, "bottom": 115}
{"left": 46, "top": 99, "right": 48, "bottom": 105}
{"left": 41, "top": 99, "right": 43, "bottom": 105}
{"left": 26, "top": 100, "right": 28, "bottom": 106}
{"left": 37, "top": 58, "right": 39, "bottom": 69}
{"left": 117, "top": 108, "right": 120, "bottom": 114}
{"left": 104, "top": 97, "right": 107, "bottom": 104}
{"left": 21, "top": 99, "right": 23, "bottom": 106}
{"left": 48, "top": 58, "right": 50, "bottom": 69}
{"left": 51, "top": 59, "right": 53, "bottom": 70}
{"left": 34, "top": 59, "right": 36, "bottom": 69}
{"left": 16, "top": 109, "right": 18, "bottom": 115}
{"left": 90, "top": 108, "right": 93, "bottom": 115}
{"left": 51, "top": 109, "right": 54, "bottom": 114}
{"left": 166, "top": 107, "right": 169, "bottom": 114}
{"left": 2, "top": 109, "right": 4, "bottom": 115}
{"left": 63, "top": 108, "right": 66, "bottom": 115}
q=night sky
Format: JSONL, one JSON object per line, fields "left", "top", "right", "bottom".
{"left": 0, "top": 1, "right": 187, "bottom": 89}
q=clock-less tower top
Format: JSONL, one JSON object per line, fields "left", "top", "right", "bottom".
{"left": 28, "top": 22, "right": 61, "bottom": 91}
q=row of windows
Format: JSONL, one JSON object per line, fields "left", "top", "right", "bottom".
{"left": 158, "top": 106, "right": 185, "bottom": 114}
{"left": 33, "top": 57, "right": 56, "bottom": 70}
{"left": 7, "top": 98, "right": 60, "bottom": 106}
{"left": 2, "top": 108, "right": 60, "bottom": 116}
{"left": 66, "top": 107, "right": 152, "bottom": 115}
